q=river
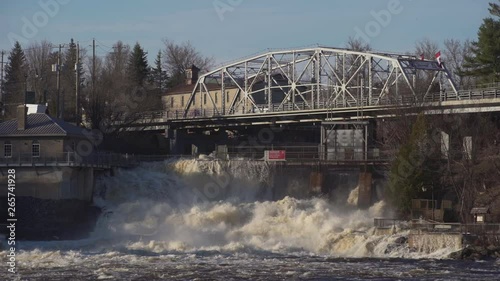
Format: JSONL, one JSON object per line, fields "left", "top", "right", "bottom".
{"left": 1, "top": 160, "right": 499, "bottom": 280}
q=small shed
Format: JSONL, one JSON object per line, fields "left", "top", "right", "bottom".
{"left": 470, "top": 207, "right": 490, "bottom": 223}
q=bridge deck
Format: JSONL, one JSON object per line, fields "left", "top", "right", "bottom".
{"left": 125, "top": 86, "right": 500, "bottom": 130}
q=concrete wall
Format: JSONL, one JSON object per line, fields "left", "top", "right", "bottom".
{"left": 0, "top": 167, "right": 94, "bottom": 201}
{"left": 409, "top": 232, "right": 463, "bottom": 253}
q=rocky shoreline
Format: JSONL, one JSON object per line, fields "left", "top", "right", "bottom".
{"left": 449, "top": 245, "right": 500, "bottom": 260}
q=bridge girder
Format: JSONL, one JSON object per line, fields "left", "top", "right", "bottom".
{"left": 183, "top": 47, "right": 458, "bottom": 118}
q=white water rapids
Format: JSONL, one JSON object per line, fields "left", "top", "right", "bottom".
{"left": 86, "top": 159, "right": 454, "bottom": 258}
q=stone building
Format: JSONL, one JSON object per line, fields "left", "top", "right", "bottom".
{"left": 0, "top": 104, "right": 100, "bottom": 240}
{"left": 0, "top": 105, "right": 89, "bottom": 160}
{"left": 162, "top": 65, "right": 240, "bottom": 117}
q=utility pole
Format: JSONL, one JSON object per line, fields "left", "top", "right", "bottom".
{"left": 92, "top": 38, "right": 96, "bottom": 99}
{"left": 75, "top": 42, "right": 80, "bottom": 126}
{"left": 56, "top": 44, "right": 62, "bottom": 118}
{"left": 0, "top": 50, "right": 5, "bottom": 104}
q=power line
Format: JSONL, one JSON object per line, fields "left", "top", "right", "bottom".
{"left": 94, "top": 39, "right": 114, "bottom": 50}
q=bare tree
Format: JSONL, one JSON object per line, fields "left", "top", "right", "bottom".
{"left": 443, "top": 39, "right": 476, "bottom": 89}
{"left": 162, "top": 39, "right": 215, "bottom": 88}
{"left": 81, "top": 41, "right": 159, "bottom": 132}
{"left": 439, "top": 114, "right": 500, "bottom": 223}
{"left": 414, "top": 38, "right": 441, "bottom": 96}
{"left": 25, "top": 41, "right": 57, "bottom": 110}
{"left": 346, "top": 37, "right": 372, "bottom": 52}
{"left": 415, "top": 38, "right": 440, "bottom": 61}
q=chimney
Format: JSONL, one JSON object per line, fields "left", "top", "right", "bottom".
{"left": 17, "top": 105, "right": 27, "bottom": 130}
{"left": 185, "top": 65, "right": 200, "bottom": 85}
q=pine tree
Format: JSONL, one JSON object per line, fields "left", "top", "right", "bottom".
{"left": 127, "top": 42, "right": 149, "bottom": 87}
{"left": 387, "top": 114, "right": 441, "bottom": 216}
{"left": 149, "top": 50, "right": 167, "bottom": 93}
{"left": 462, "top": 1, "right": 500, "bottom": 83}
{"left": 4, "top": 41, "right": 27, "bottom": 117}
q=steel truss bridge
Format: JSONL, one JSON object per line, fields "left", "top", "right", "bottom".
{"left": 130, "top": 47, "right": 500, "bottom": 130}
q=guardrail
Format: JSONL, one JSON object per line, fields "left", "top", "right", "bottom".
{"left": 409, "top": 220, "right": 500, "bottom": 235}
{"left": 0, "top": 153, "right": 190, "bottom": 168}
{"left": 375, "top": 218, "right": 500, "bottom": 235}
{"left": 216, "top": 145, "right": 392, "bottom": 163}
{"left": 139, "top": 86, "right": 500, "bottom": 122}
{"left": 374, "top": 218, "right": 408, "bottom": 229}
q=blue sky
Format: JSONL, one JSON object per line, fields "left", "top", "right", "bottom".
{"left": 0, "top": 0, "right": 494, "bottom": 65}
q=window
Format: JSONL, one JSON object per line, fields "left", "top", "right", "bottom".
{"left": 4, "top": 142, "right": 12, "bottom": 158}
{"left": 32, "top": 141, "right": 40, "bottom": 158}
{"left": 204, "top": 94, "right": 207, "bottom": 105}
{"left": 181, "top": 96, "right": 185, "bottom": 107}
{"left": 215, "top": 92, "right": 218, "bottom": 104}
{"left": 192, "top": 95, "right": 195, "bottom": 106}
{"left": 226, "top": 91, "right": 230, "bottom": 102}
{"left": 170, "top": 97, "right": 174, "bottom": 107}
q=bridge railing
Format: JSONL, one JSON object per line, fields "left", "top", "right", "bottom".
{"left": 141, "top": 85, "right": 500, "bottom": 122}
{"left": 219, "top": 145, "right": 392, "bottom": 162}
{"left": 374, "top": 218, "right": 408, "bottom": 229}
{"left": 0, "top": 152, "right": 141, "bottom": 168}
{"left": 410, "top": 220, "right": 500, "bottom": 235}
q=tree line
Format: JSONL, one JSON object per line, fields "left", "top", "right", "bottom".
{"left": 0, "top": 38, "right": 214, "bottom": 130}
{"left": 383, "top": 1, "right": 500, "bottom": 223}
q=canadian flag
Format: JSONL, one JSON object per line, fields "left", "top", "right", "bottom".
{"left": 435, "top": 51, "right": 442, "bottom": 67}
{"left": 420, "top": 54, "right": 425, "bottom": 60}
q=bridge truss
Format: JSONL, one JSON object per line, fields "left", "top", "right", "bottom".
{"left": 183, "top": 47, "right": 458, "bottom": 118}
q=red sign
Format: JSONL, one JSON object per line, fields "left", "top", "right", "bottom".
{"left": 266, "top": 150, "right": 286, "bottom": 161}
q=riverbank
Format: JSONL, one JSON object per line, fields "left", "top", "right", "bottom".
{"left": 450, "top": 245, "right": 500, "bottom": 260}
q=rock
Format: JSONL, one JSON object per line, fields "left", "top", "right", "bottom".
{"left": 394, "top": 237, "right": 408, "bottom": 244}
{"left": 487, "top": 245, "right": 497, "bottom": 252}
{"left": 449, "top": 250, "right": 463, "bottom": 259}
{"left": 473, "top": 246, "right": 485, "bottom": 253}
{"left": 365, "top": 242, "right": 375, "bottom": 253}
{"left": 480, "top": 249, "right": 489, "bottom": 256}
{"left": 462, "top": 247, "right": 473, "bottom": 258}
{"left": 471, "top": 253, "right": 482, "bottom": 260}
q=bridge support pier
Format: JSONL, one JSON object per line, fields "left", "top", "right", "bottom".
{"left": 357, "top": 172, "right": 372, "bottom": 208}
{"left": 309, "top": 170, "right": 324, "bottom": 194}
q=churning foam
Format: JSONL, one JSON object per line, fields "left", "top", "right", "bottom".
{"left": 82, "top": 160, "right": 457, "bottom": 258}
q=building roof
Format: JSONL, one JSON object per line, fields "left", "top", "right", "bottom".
{"left": 0, "top": 113, "right": 87, "bottom": 138}
{"left": 470, "top": 207, "right": 490, "bottom": 215}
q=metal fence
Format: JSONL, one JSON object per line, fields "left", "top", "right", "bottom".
{"left": 218, "top": 145, "right": 392, "bottom": 163}
{"left": 0, "top": 152, "right": 187, "bottom": 168}
{"left": 374, "top": 218, "right": 500, "bottom": 235}
{"left": 409, "top": 220, "right": 500, "bottom": 235}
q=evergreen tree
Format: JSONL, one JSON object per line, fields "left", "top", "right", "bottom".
{"left": 127, "top": 42, "right": 149, "bottom": 87}
{"left": 387, "top": 114, "right": 441, "bottom": 216}
{"left": 149, "top": 50, "right": 167, "bottom": 93}
{"left": 4, "top": 41, "right": 27, "bottom": 117}
{"left": 463, "top": 1, "right": 500, "bottom": 83}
